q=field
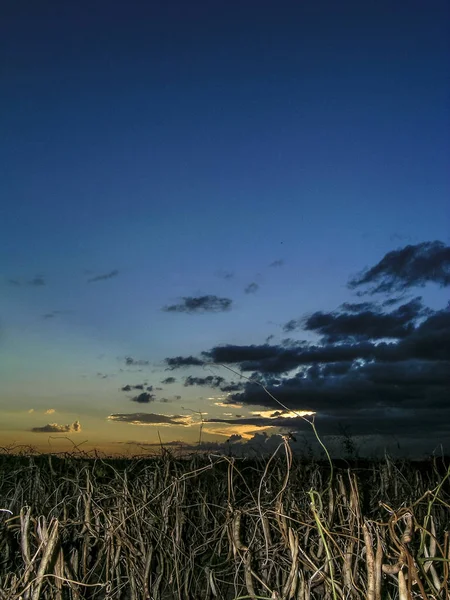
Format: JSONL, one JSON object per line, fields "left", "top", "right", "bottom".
{"left": 0, "top": 445, "right": 449, "bottom": 600}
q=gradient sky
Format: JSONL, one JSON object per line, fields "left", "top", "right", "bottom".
{"left": 1, "top": 0, "right": 449, "bottom": 456}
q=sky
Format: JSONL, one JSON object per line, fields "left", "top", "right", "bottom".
{"left": 1, "top": 0, "right": 449, "bottom": 457}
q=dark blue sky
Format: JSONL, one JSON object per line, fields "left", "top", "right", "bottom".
{"left": 1, "top": 0, "right": 449, "bottom": 455}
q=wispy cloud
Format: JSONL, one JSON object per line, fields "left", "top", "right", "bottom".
{"left": 161, "top": 376, "right": 176, "bottom": 384}
{"left": 29, "top": 277, "right": 45, "bottom": 286}
{"left": 107, "top": 413, "right": 193, "bottom": 426}
{"left": 42, "top": 310, "right": 73, "bottom": 320}
{"left": 244, "top": 282, "right": 259, "bottom": 294}
{"left": 269, "top": 259, "right": 284, "bottom": 268}
{"left": 215, "top": 270, "right": 234, "bottom": 280}
{"left": 88, "top": 269, "right": 119, "bottom": 283}
{"left": 163, "top": 295, "right": 232, "bottom": 314}
{"left": 44, "top": 409, "right": 55, "bottom": 415}
{"left": 125, "top": 356, "right": 150, "bottom": 366}
{"left": 348, "top": 241, "right": 450, "bottom": 294}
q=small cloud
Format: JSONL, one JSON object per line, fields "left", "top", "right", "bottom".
{"left": 32, "top": 420, "right": 81, "bottom": 433}
{"left": 28, "top": 409, "right": 34, "bottom": 414}
{"left": 283, "top": 319, "right": 300, "bottom": 332}
{"left": 125, "top": 356, "right": 150, "bottom": 366}
{"left": 130, "top": 392, "right": 155, "bottom": 404}
{"left": 7, "top": 279, "right": 21, "bottom": 286}
{"left": 269, "top": 259, "right": 284, "bottom": 268}
{"left": 96, "top": 372, "right": 111, "bottom": 379}
{"left": 44, "top": 409, "right": 55, "bottom": 415}
{"left": 216, "top": 270, "right": 234, "bottom": 280}
{"left": 88, "top": 269, "right": 119, "bottom": 283}
{"left": 160, "top": 398, "right": 171, "bottom": 403}
{"left": 29, "top": 277, "right": 45, "bottom": 287}
{"left": 163, "top": 295, "right": 232, "bottom": 314}
{"left": 165, "top": 356, "right": 205, "bottom": 369}
{"left": 161, "top": 377, "right": 176, "bottom": 384}
{"left": 244, "top": 282, "right": 259, "bottom": 294}
{"left": 42, "top": 310, "right": 73, "bottom": 320}
{"left": 184, "top": 375, "right": 225, "bottom": 388}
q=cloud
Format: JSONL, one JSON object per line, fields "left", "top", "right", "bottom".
{"left": 29, "top": 277, "right": 45, "bottom": 287}
{"left": 125, "top": 356, "right": 150, "bottom": 366}
{"left": 163, "top": 295, "right": 232, "bottom": 314}
{"left": 216, "top": 270, "right": 234, "bottom": 280}
{"left": 121, "top": 383, "right": 149, "bottom": 392}
{"left": 31, "top": 420, "right": 81, "bottom": 433}
{"left": 7, "top": 279, "right": 21, "bottom": 286}
{"left": 130, "top": 392, "right": 155, "bottom": 404}
{"left": 42, "top": 310, "right": 72, "bottom": 320}
{"left": 348, "top": 241, "right": 450, "bottom": 294}
{"left": 269, "top": 259, "right": 284, "bottom": 268}
{"left": 161, "top": 300, "right": 450, "bottom": 451}
{"left": 44, "top": 409, "right": 55, "bottom": 415}
{"left": 165, "top": 356, "right": 205, "bottom": 369}
{"left": 88, "top": 269, "right": 119, "bottom": 283}
{"left": 161, "top": 376, "right": 176, "bottom": 384}
{"left": 300, "top": 297, "right": 429, "bottom": 342}
{"left": 184, "top": 375, "right": 225, "bottom": 388}
{"left": 107, "top": 413, "right": 192, "bottom": 426}
{"left": 244, "top": 282, "right": 259, "bottom": 294}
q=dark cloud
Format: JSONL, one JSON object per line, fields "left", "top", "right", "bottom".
{"left": 7, "top": 279, "right": 21, "bottom": 286}
{"left": 165, "top": 356, "right": 205, "bottom": 369}
{"left": 269, "top": 259, "right": 284, "bottom": 268}
{"left": 161, "top": 377, "right": 176, "bottom": 384}
{"left": 121, "top": 383, "right": 149, "bottom": 391}
{"left": 340, "top": 301, "right": 377, "bottom": 312}
{"left": 31, "top": 420, "right": 81, "bottom": 433}
{"left": 163, "top": 295, "right": 232, "bottom": 314}
{"left": 130, "top": 392, "right": 155, "bottom": 404}
{"left": 182, "top": 375, "right": 244, "bottom": 392}
{"left": 220, "top": 381, "right": 246, "bottom": 392}
{"left": 125, "top": 356, "right": 150, "bottom": 366}
{"left": 348, "top": 241, "right": 450, "bottom": 294}
{"left": 87, "top": 269, "right": 119, "bottom": 283}
{"left": 244, "top": 282, "right": 259, "bottom": 294}
{"left": 382, "top": 297, "right": 407, "bottom": 307}
{"left": 107, "top": 413, "right": 189, "bottom": 425}
{"left": 302, "top": 297, "right": 429, "bottom": 343}
{"left": 184, "top": 375, "right": 225, "bottom": 388}
{"left": 162, "top": 301, "right": 450, "bottom": 450}
{"left": 283, "top": 319, "right": 299, "bottom": 333}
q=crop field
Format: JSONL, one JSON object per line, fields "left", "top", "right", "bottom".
{"left": 0, "top": 445, "right": 449, "bottom": 600}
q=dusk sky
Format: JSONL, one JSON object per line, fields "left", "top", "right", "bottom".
{"left": 1, "top": 0, "right": 449, "bottom": 457}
